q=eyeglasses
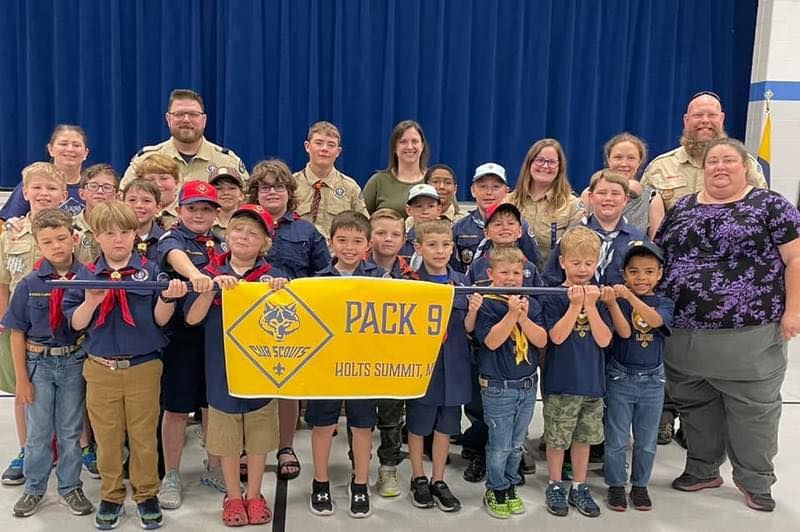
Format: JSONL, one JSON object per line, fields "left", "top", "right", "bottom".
{"left": 258, "top": 184, "right": 287, "bottom": 193}
{"left": 533, "top": 157, "right": 559, "bottom": 169}
{"left": 84, "top": 182, "right": 117, "bottom": 193}
{"left": 168, "top": 111, "right": 205, "bottom": 120}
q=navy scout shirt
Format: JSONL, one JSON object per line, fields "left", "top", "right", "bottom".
{"left": 608, "top": 295, "right": 674, "bottom": 369}
{"left": 451, "top": 209, "right": 542, "bottom": 273}
{"left": 266, "top": 211, "right": 330, "bottom": 279}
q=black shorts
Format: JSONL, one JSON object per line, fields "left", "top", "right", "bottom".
{"left": 162, "top": 322, "right": 207, "bottom": 413}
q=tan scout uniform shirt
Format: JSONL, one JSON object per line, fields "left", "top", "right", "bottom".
{"left": 156, "top": 200, "right": 179, "bottom": 230}
{"left": 121, "top": 137, "right": 249, "bottom": 189}
{"left": 0, "top": 215, "right": 39, "bottom": 294}
{"left": 641, "top": 146, "right": 767, "bottom": 211}
{"left": 73, "top": 210, "right": 101, "bottom": 265}
{"left": 512, "top": 191, "right": 583, "bottom": 268}
{"left": 294, "top": 164, "right": 368, "bottom": 238}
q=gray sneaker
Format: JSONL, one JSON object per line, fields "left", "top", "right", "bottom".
{"left": 159, "top": 470, "right": 183, "bottom": 510}
{"left": 62, "top": 487, "right": 95, "bottom": 516}
{"left": 200, "top": 460, "right": 228, "bottom": 494}
{"left": 13, "top": 492, "right": 43, "bottom": 517}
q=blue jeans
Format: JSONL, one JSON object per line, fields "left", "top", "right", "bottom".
{"left": 481, "top": 378, "right": 536, "bottom": 491}
{"left": 603, "top": 358, "right": 664, "bottom": 487}
{"left": 23, "top": 349, "right": 86, "bottom": 496}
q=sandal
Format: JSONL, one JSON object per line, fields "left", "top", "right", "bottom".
{"left": 276, "top": 447, "right": 301, "bottom": 481}
{"left": 246, "top": 494, "right": 273, "bottom": 524}
{"left": 239, "top": 452, "right": 248, "bottom": 483}
{"left": 222, "top": 496, "right": 248, "bottom": 527}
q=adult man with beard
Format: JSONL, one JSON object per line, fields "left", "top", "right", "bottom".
{"left": 641, "top": 91, "right": 766, "bottom": 211}
{"left": 122, "top": 89, "right": 248, "bottom": 188}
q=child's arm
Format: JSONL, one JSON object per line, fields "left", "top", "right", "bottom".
{"left": 155, "top": 279, "right": 189, "bottom": 326}
{"left": 10, "top": 329, "right": 33, "bottom": 405}
{"left": 548, "top": 286, "right": 584, "bottom": 345}
{"left": 165, "top": 249, "right": 215, "bottom": 293}
{"left": 70, "top": 289, "right": 108, "bottom": 331}
{"left": 601, "top": 286, "right": 631, "bottom": 338}
{"left": 483, "top": 296, "right": 524, "bottom": 350}
{"left": 517, "top": 297, "right": 547, "bottom": 348}
{"left": 584, "top": 285, "right": 612, "bottom": 347}
{"left": 464, "top": 293, "right": 482, "bottom": 333}
{"left": 614, "top": 284, "right": 663, "bottom": 328}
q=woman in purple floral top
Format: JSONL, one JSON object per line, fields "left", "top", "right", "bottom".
{"left": 655, "top": 138, "right": 800, "bottom": 512}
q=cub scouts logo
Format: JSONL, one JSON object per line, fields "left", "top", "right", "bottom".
{"left": 133, "top": 269, "right": 149, "bottom": 281}
{"left": 259, "top": 302, "right": 300, "bottom": 341}
{"left": 197, "top": 183, "right": 209, "bottom": 193}
{"left": 523, "top": 268, "right": 531, "bottom": 278}
{"left": 334, "top": 187, "right": 345, "bottom": 198}
{"left": 221, "top": 242, "right": 229, "bottom": 252}
{"left": 157, "top": 272, "right": 171, "bottom": 282}
{"left": 226, "top": 287, "right": 334, "bottom": 388}
{"left": 460, "top": 249, "right": 473, "bottom": 264}
{"left": 258, "top": 274, "right": 272, "bottom": 282}
{"left": 632, "top": 311, "right": 655, "bottom": 348}
{"left": 81, "top": 235, "right": 93, "bottom": 248}
{"left": 575, "top": 311, "right": 590, "bottom": 338}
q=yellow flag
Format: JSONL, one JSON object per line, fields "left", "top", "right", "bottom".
{"left": 222, "top": 277, "right": 454, "bottom": 399}
{"left": 758, "top": 108, "right": 771, "bottom": 184}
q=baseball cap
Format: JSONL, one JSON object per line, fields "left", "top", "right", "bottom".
{"left": 407, "top": 183, "right": 440, "bottom": 204}
{"left": 623, "top": 240, "right": 665, "bottom": 267}
{"left": 179, "top": 180, "right": 220, "bottom": 207}
{"left": 208, "top": 166, "right": 244, "bottom": 188}
{"left": 472, "top": 162, "right": 507, "bottom": 183}
{"left": 485, "top": 202, "right": 522, "bottom": 224}
{"left": 231, "top": 203, "right": 275, "bottom": 236}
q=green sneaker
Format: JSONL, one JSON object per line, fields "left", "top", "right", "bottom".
{"left": 483, "top": 489, "right": 511, "bottom": 519}
{"left": 506, "top": 485, "right": 525, "bottom": 515}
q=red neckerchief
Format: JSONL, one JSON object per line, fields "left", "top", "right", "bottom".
{"left": 34, "top": 258, "right": 77, "bottom": 332}
{"left": 87, "top": 257, "right": 149, "bottom": 327}
{"left": 195, "top": 234, "right": 218, "bottom": 262}
{"left": 205, "top": 252, "right": 273, "bottom": 305}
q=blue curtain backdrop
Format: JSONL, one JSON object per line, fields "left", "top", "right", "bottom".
{"left": 0, "top": 0, "right": 758, "bottom": 198}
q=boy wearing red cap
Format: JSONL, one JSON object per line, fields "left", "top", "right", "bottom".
{"left": 185, "top": 204, "right": 288, "bottom": 526}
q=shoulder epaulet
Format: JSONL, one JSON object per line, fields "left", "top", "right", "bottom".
{"left": 133, "top": 144, "right": 160, "bottom": 159}
{"left": 158, "top": 230, "right": 172, "bottom": 241}
{"left": 647, "top": 147, "right": 681, "bottom": 166}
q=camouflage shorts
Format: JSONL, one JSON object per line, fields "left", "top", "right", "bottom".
{"left": 543, "top": 394, "right": 604, "bottom": 449}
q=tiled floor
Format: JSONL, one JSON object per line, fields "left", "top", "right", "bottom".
{"left": 0, "top": 339, "right": 798, "bottom": 531}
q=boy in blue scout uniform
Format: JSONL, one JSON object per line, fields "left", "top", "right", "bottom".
{"left": 602, "top": 241, "right": 674, "bottom": 512}
{"left": 404, "top": 219, "right": 472, "bottom": 512}
{"left": 156, "top": 180, "right": 226, "bottom": 508}
{"left": 461, "top": 202, "right": 543, "bottom": 483}
{"left": 184, "top": 204, "right": 289, "bottom": 527}
{"left": 2, "top": 209, "right": 92, "bottom": 519}
{"left": 63, "top": 200, "right": 187, "bottom": 530}
{"left": 123, "top": 178, "right": 165, "bottom": 262}
{"left": 306, "top": 210, "right": 386, "bottom": 519}
{"left": 365, "top": 208, "right": 419, "bottom": 498}
{"left": 542, "top": 170, "right": 644, "bottom": 287}
{"left": 539, "top": 226, "right": 613, "bottom": 519}
{"left": 400, "top": 183, "right": 443, "bottom": 263}
{"left": 452, "top": 163, "right": 541, "bottom": 273}
{"left": 472, "top": 246, "right": 548, "bottom": 519}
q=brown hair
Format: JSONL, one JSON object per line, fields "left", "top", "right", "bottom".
{"left": 488, "top": 246, "right": 525, "bottom": 268}
{"left": 167, "top": 89, "right": 205, "bottom": 112}
{"left": 330, "top": 210, "right": 371, "bottom": 240}
{"left": 384, "top": 120, "right": 429, "bottom": 175}
{"left": 370, "top": 208, "right": 406, "bottom": 232}
{"left": 88, "top": 200, "right": 138, "bottom": 234}
{"left": 47, "top": 124, "right": 88, "bottom": 159}
{"left": 31, "top": 208, "right": 74, "bottom": 238}
{"left": 509, "top": 138, "right": 573, "bottom": 212}
{"left": 134, "top": 153, "right": 181, "bottom": 183}
{"left": 559, "top": 226, "right": 601, "bottom": 259}
{"left": 307, "top": 121, "right": 341, "bottom": 144}
{"left": 247, "top": 159, "right": 298, "bottom": 212}
{"left": 123, "top": 178, "right": 162, "bottom": 205}
{"left": 414, "top": 219, "right": 452, "bottom": 243}
{"left": 22, "top": 162, "right": 67, "bottom": 188}
{"left": 80, "top": 163, "right": 120, "bottom": 188}
{"left": 702, "top": 137, "right": 749, "bottom": 166}
{"left": 588, "top": 169, "right": 630, "bottom": 195}
{"left": 603, "top": 132, "right": 648, "bottom": 170}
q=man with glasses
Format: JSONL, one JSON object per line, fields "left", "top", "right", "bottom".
{"left": 122, "top": 89, "right": 249, "bottom": 188}
{"left": 641, "top": 91, "right": 766, "bottom": 211}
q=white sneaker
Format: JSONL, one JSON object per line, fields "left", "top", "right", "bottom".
{"left": 159, "top": 469, "right": 183, "bottom": 509}
{"left": 376, "top": 465, "right": 401, "bottom": 497}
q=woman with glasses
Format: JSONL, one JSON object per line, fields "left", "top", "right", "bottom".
{"left": 247, "top": 159, "right": 330, "bottom": 482}
{"left": 507, "top": 138, "right": 583, "bottom": 269}
{"left": 0, "top": 125, "right": 90, "bottom": 221}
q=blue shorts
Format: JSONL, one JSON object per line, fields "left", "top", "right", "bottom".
{"left": 162, "top": 323, "right": 206, "bottom": 413}
{"left": 305, "top": 399, "right": 377, "bottom": 429}
{"left": 405, "top": 400, "right": 462, "bottom": 436}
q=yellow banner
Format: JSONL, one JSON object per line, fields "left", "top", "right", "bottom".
{"left": 222, "top": 277, "right": 455, "bottom": 399}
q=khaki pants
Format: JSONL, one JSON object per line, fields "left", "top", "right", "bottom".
{"left": 83, "top": 357, "right": 162, "bottom": 504}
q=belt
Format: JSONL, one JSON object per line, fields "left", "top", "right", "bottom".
{"left": 88, "top": 353, "right": 159, "bottom": 370}
{"left": 479, "top": 375, "right": 536, "bottom": 390}
{"left": 26, "top": 343, "right": 80, "bottom": 356}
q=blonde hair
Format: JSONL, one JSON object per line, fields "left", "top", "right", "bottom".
{"left": 509, "top": 138, "right": 573, "bottom": 212}
{"left": 227, "top": 216, "right": 272, "bottom": 255}
{"left": 414, "top": 219, "right": 452, "bottom": 243}
{"left": 488, "top": 246, "right": 525, "bottom": 268}
{"left": 588, "top": 169, "right": 629, "bottom": 195}
{"left": 307, "top": 121, "right": 341, "bottom": 144}
{"left": 559, "top": 226, "right": 601, "bottom": 259}
{"left": 88, "top": 200, "right": 138, "bottom": 234}
{"left": 22, "top": 162, "right": 67, "bottom": 189}
{"left": 370, "top": 208, "right": 405, "bottom": 231}
{"left": 134, "top": 153, "right": 181, "bottom": 183}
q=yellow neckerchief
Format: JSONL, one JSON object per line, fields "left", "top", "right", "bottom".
{"left": 483, "top": 294, "right": 529, "bottom": 365}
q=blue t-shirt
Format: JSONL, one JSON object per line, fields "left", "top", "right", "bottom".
{"left": 540, "top": 292, "right": 610, "bottom": 397}
{"left": 474, "top": 295, "right": 544, "bottom": 381}
{"left": 466, "top": 254, "right": 542, "bottom": 288}
{"left": 608, "top": 295, "right": 674, "bottom": 369}
{"left": 0, "top": 182, "right": 84, "bottom": 220}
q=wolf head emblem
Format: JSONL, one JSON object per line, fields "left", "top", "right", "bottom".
{"left": 259, "top": 302, "right": 300, "bottom": 342}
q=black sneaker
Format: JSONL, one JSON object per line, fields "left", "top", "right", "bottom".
{"left": 671, "top": 472, "right": 723, "bottom": 492}
{"left": 589, "top": 443, "right": 604, "bottom": 463}
{"left": 430, "top": 480, "right": 461, "bottom": 512}
{"left": 734, "top": 479, "right": 775, "bottom": 512}
{"left": 607, "top": 486, "right": 627, "bottom": 512}
{"left": 629, "top": 486, "right": 652, "bottom": 511}
{"left": 62, "top": 487, "right": 95, "bottom": 516}
{"left": 348, "top": 481, "right": 371, "bottom": 518}
{"left": 13, "top": 492, "right": 43, "bottom": 517}
{"left": 95, "top": 500, "right": 125, "bottom": 530}
{"left": 136, "top": 497, "right": 163, "bottom": 529}
{"left": 409, "top": 476, "right": 435, "bottom": 508}
{"left": 463, "top": 455, "right": 486, "bottom": 483}
{"left": 517, "top": 461, "right": 526, "bottom": 486}
{"left": 310, "top": 480, "right": 334, "bottom": 516}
